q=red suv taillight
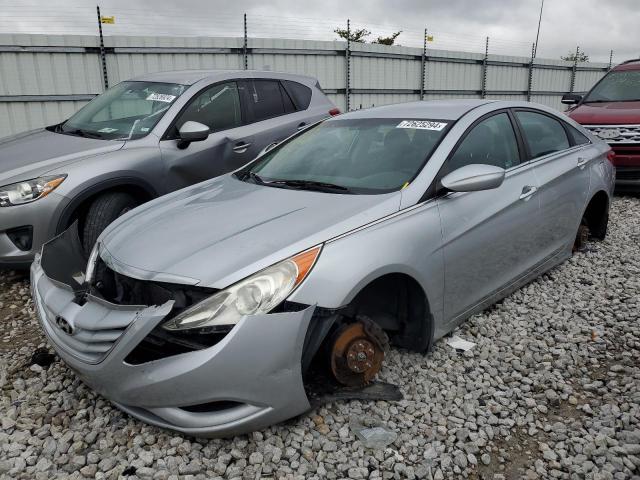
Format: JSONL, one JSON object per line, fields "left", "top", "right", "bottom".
{"left": 328, "top": 107, "right": 341, "bottom": 116}
{"left": 607, "top": 150, "right": 616, "bottom": 164}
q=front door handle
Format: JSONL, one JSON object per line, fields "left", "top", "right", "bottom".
{"left": 577, "top": 156, "right": 589, "bottom": 169}
{"left": 519, "top": 185, "right": 538, "bottom": 201}
{"left": 297, "top": 122, "right": 307, "bottom": 131}
{"left": 233, "top": 142, "right": 252, "bottom": 154}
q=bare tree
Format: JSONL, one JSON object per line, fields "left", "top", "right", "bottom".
{"left": 561, "top": 51, "right": 590, "bottom": 63}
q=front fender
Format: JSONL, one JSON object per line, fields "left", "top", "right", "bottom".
{"left": 288, "top": 200, "right": 445, "bottom": 329}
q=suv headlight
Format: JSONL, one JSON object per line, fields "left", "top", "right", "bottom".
{"left": 162, "top": 245, "right": 321, "bottom": 331}
{"left": 0, "top": 175, "right": 67, "bottom": 207}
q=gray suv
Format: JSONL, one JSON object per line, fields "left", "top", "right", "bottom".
{"left": 0, "top": 70, "right": 337, "bottom": 268}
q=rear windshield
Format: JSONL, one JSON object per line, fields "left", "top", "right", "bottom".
{"left": 241, "top": 118, "right": 450, "bottom": 194}
{"left": 58, "top": 81, "right": 187, "bottom": 140}
{"left": 583, "top": 70, "right": 640, "bottom": 103}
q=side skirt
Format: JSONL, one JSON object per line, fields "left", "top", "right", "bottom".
{"left": 441, "top": 246, "right": 572, "bottom": 336}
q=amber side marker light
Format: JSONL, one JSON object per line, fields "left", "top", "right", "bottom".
{"left": 292, "top": 245, "right": 322, "bottom": 286}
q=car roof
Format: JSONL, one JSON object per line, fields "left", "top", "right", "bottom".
{"left": 613, "top": 59, "right": 640, "bottom": 71}
{"left": 128, "top": 69, "right": 319, "bottom": 86}
{"left": 334, "top": 99, "right": 497, "bottom": 121}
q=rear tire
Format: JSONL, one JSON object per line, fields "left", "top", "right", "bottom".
{"left": 81, "top": 192, "right": 138, "bottom": 254}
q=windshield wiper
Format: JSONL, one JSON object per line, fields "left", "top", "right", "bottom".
{"left": 266, "top": 179, "right": 352, "bottom": 193}
{"left": 237, "top": 170, "right": 265, "bottom": 185}
{"left": 61, "top": 128, "right": 104, "bottom": 139}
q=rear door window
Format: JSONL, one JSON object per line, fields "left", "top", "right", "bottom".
{"left": 239, "top": 80, "right": 288, "bottom": 123}
{"left": 280, "top": 83, "right": 296, "bottom": 113}
{"left": 282, "top": 80, "right": 313, "bottom": 110}
{"left": 515, "top": 111, "right": 570, "bottom": 159}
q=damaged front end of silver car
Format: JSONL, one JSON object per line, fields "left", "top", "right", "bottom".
{"left": 31, "top": 224, "right": 401, "bottom": 436}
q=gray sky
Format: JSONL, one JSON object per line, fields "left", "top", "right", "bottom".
{"left": 2, "top": 0, "right": 638, "bottom": 62}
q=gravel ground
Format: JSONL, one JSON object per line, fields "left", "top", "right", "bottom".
{"left": 1, "top": 195, "right": 639, "bottom": 480}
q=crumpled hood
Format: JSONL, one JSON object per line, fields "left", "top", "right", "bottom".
{"left": 568, "top": 101, "right": 640, "bottom": 125}
{"left": 0, "top": 128, "right": 124, "bottom": 185}
{"left": 101, "top": 175, "right": 401, "bottom": 288}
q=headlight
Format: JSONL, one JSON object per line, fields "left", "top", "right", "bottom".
{"left": 162, "top": 245, "right": 322, "bottom": 331}
{"left": 0, "top": 175, "right": 67, "bottom": 207}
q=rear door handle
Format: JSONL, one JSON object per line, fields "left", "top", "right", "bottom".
{"left": 577, "top": 156, "right": 589, "bottom": 169}
{"left": 233, "top": 142, "right": 252, "bottom": 154}
{"left": 297, "top": 122, "right": 307, "bottom": 131}
{"left": 519, "top": 185, "right": 538, "bottom": 201}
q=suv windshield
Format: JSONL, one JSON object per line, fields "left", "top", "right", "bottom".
{"left": 239, "top": 118, "right": 450, "bottom": 194}
{"left": 57, "top": 81, "right": 187, "bottom": 140}
{"left": 583, "top": 70, "right": 640, "bottom": 103}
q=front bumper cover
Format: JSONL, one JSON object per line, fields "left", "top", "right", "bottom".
{"left": 0, "top": 192, "right": 70, "bottom": 269}
{"left": 31, "top": 250, "right": 315, "bottom": 437}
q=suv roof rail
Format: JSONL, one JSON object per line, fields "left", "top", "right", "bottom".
{"left": 620, "top": 58, "right": 640, "bottom": 65}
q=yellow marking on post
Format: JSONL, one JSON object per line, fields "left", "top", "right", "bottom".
{"left": 100, "top": 16, "right": 115, "bottom": 24}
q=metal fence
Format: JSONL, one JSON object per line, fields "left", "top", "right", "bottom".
{"left": 0, "top": 31, "right": 610, "bottom": 138}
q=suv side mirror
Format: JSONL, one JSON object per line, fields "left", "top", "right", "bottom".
{"left": 178, "top": 121, "right": 210, "bottom": 143}
{"left": 561, "top": 93, "right": 582, "bottom": 105}
{"left": 441, "top": 164, "right": 505, "bottom": 193}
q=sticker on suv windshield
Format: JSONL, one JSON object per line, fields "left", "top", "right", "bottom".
{"left": 396, "top": 120, "right": 448, "bottom": 131}
{"left": 146, "top": 93, "right": 176, "bottom": 103}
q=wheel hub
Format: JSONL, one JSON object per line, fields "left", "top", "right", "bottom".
{"left": 329, "top": 321, "right": 385, "bottom": 387}
{"left": 573, "top": 223, "right": 590, "bottom": 252}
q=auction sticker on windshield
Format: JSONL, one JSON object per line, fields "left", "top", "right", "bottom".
{"left": 146, "top": 93, "right": 176, "bottom": 103}
{"left": 396, "top": 120, "right": 448, "bottom": 131}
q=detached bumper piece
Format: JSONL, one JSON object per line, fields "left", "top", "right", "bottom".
{"left": 31, "top": 226, "right": 315, "bottom": 437}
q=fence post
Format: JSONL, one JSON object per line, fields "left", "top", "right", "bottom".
{"left": 526, "top": 43, "right": 535, "bottom": 102}
{"left": 481, "top": 36, "right": 489, "bottom": 99}
{"left": 420, "top": 28, "right": 427, "bottom": 100}
{"left": 608, "top": 50, "right": 613, "bottom": 70}
{"left": 96, "top": 5, "right": 109, "bottom": 90}
{"left": 345, "top": 19, "right": 351, "bottom": 111}
{"left": 569, "top": 45, "right": 579, "bottom": 93}
{"left": 243, "top": 13, "right": 248, "bottom": 70}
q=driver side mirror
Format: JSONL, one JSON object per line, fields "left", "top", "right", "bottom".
{"left": 178, "top": 121, "right": 210, "bottom": 147}
{"left": 561, "top": 93, "right": 582, "bottom": 105}
{"left": 441, "top": 164, "right": 506, "bottom": 193}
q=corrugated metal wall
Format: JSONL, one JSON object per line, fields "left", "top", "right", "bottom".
{"left": 0, "top": 34, "right": 609, "bottom": 138}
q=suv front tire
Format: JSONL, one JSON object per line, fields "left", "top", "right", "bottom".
{"left": 81, "top": 192, "right": 138, "bottom": 254}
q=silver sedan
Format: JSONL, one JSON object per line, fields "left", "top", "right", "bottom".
{"left": 31, "top": 99, "right": 614, "bottom": 437}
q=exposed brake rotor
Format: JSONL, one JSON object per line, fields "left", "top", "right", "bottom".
{"left": 573, "top": 222, "right": 590, "bottom": 252}
{"left": 329, "top": 317, "right": 388, "bottom": 387}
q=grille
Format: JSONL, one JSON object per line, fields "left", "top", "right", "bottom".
{"left": 616, "top": 168, "right": 640, "bottom": 180}
{"left": 36, "top": 282, "right": 140, "bottom": 364}
{"left": 584, "top": 124, "right": 640, "bottom": 144}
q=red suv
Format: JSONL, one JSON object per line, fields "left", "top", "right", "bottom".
{"left": 563, "top": 59, "right": 640, "bottom": 192}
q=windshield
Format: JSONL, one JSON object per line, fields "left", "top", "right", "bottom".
{"left": 583, "top": 70, "right": 640, "bottom": 103}
{"left": 239, "top": 118, "right": 450, "bottom": 194}
{"left": 58, "top": 81, "right": 187, "bottom": 140}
